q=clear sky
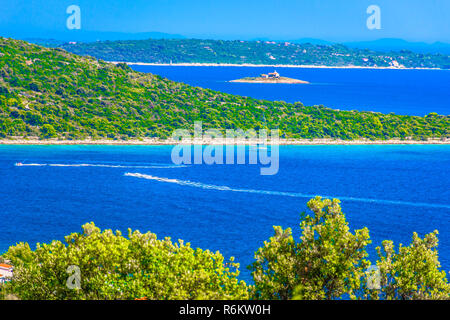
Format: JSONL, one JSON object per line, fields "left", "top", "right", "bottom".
{"left": 1, "top": 0, "right": 449, "bottom": 42}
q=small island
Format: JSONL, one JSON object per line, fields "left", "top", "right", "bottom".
{"left": 230, "top": 71, "right": 309, "bottom": 84}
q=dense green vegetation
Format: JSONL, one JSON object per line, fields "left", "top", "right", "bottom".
{"left": 0, "top": 38, "right": 449, "bottom": 141}
{"left": 1, "top": 197, "right": 449, "bottom": 300}
{"left": 250, "top": 198, "right": 450, "bottom": 300}
{"left": 1, "top": 223, "right": 248, "bottom": 300}
{"left": 60, "top": 38, "right": 450, "bottom": 69}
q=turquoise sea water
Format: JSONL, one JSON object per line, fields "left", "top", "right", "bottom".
{"left": 1, "top": 145, "right": 449, "bottom": 281}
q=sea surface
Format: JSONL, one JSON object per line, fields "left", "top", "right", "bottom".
{"left": 1, "top": 145, "right": 449, "bottom": 281}
{"left": 131, "top": 65, "right": 450, "bottom": 116}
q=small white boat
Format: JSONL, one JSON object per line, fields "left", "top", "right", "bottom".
{"left": 249, "top": 145, "right": 268, "bottom": 151}
{"left": 14, "top": 162, "right": 23, "bottom": 166}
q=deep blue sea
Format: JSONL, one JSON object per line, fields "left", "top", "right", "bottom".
{"left": 1, "top": 145, "right": 449, "bottom": 281}
{"left": 1, "top": 67, "right": 449, "bottom": 282}
{"left": 130, "top": 65, "right": 450, "bottom": 116}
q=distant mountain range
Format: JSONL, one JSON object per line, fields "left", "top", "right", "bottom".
{"left": 289, "top": 38, "right": 450, "bottom": 54}
{"left": 2, "top": 29, "right": 449, "bottom": 55}
{"left": 0, "top": 30, "right": 185, "bottom": 45}
{"left": 343, "top": 38, "right": 450, "bottom": 55}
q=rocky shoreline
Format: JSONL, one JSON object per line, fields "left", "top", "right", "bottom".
{"left": 229, "top": 76, "right": 309, "bottom": 84}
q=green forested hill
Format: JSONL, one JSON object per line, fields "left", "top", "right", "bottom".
{"left": 60, "top": 38, "right": 450, "bottom": 69}
{"left": 0, "top": 38, "right": 448, "bottom": 140}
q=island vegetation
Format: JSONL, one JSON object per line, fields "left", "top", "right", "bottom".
{"left": 0, "top": 38, "right": 449, "bottom": 142}
{"left": 58, "top": 38, "right": 450, "bottom": 69}
{"left": 1, "top": 197, "right": 449, "bottom": 300}
{"left": 230, "top": 76, "right": 309, "bottom": 84}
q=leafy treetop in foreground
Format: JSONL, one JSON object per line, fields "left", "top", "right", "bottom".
{"left": 3, "top": 223, "right": 248, "bottom": 300}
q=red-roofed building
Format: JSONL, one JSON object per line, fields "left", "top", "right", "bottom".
{"left": 0, "top": 263, "right": 13, "bottom": 283}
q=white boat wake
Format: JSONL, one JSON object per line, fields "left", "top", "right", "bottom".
{"left": 124, "top": 172, "right": 450, "bottom": 210}
{"left": 14, "top": 163, "right": 186, "bottom": 169}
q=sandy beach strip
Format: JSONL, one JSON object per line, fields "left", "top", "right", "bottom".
{"left": 0, "top": 138, "right": 449, "bottom": 146}
{"left": 109, "top": 61, "right": 443, "bottom": 70}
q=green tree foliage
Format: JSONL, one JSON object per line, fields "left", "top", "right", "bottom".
{"left": 40, "top": 124, "right": 57, "bottom": 138}
{"left": 3, "top": 223, "right": 248, "bottom": 300}
{"left": 249, "top": 197, "right": 371, "bottom": 300}
{"left": 0, "top": 38, "right": 449, "bottom": 141}
{"left": 370, "top": 231, "right": 450, "bottom": 300}
{"left": 60, "top": 38, "right": 450, "bottom": 69}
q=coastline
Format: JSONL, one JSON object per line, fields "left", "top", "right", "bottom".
{"left": 1, "top": 138, "right": 449, "bottom": 146}
{"left": 109, "top": 61, "right": 444, "bottom": 70}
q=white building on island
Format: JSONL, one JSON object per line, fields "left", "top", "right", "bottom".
{"left": 260, "top": 71, "right": 280, "bottom": 79}
{"left": 268, "top": 71, "right": 280, "bottom": 78}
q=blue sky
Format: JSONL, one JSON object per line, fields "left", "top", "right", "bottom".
{"left": 1, "top": 0, "right": 449, "bottom": 42}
